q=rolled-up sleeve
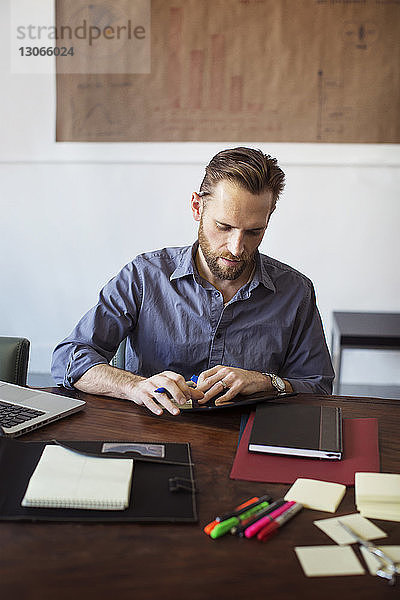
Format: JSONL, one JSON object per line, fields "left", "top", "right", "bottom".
{"left": 51, "top": 263, "right": 140, "bottom": 389}
{"left": 281, "top": 283, "right": 334, "bottom": 395}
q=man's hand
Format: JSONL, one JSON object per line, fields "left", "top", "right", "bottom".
{"left": 74, "top": 365, "right": 204, "bottom": 416}
{"left": 129, "top": 371, "right": 204, "bottom": 416}
{"left": 196, "top": 365, "right": 289, "bottom": 405}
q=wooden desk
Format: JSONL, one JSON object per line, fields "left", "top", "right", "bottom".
{"left": 1, "top": 391, "right": 399, "bottom": 600}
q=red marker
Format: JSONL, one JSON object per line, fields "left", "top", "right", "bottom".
{"left": 244, "top": 501, "right": 295, "bottom": 538}
{"left": 257, "top": 502, "right": 303, "bottom": 542}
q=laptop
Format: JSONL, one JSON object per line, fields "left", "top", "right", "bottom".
{"left": 0, "top": 381, "right": 85, "bottom": 437}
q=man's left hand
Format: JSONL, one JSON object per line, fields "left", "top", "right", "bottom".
{"left": 196, "top": 365, "right": 274, "bottom": 405}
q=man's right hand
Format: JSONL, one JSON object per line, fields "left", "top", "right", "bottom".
{"left": 74, "top": 365, "right": 204, "bottom": 416}
{"left": 128, "top": 370, "right": 204, "bottom": 415}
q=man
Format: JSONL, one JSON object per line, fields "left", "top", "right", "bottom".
{"left": 52, "top": 147, "right": 334, "bottom": 415}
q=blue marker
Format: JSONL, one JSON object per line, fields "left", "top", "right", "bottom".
{"left": 154, "top": 375, "right": 198, "bottom": 395}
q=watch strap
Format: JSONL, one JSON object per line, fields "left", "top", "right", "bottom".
{"left": 263, "top": 373, "right": 286, "bottom": 393}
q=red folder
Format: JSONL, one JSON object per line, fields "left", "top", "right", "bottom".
{"left": 230, "top": 416, "right": 379, "bottom": 485}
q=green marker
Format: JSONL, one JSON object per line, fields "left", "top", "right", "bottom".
{"left": 210, "top": 502, "right": 270, "bottom": 539}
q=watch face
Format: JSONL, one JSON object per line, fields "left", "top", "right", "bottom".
{"left": 275, "top": 376, "right": 285, "bottom": 392}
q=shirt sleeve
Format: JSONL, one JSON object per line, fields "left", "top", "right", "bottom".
{"left": 51, "top": 263, "right": 140, "bottom": 389}
{"left": 281, "top": 283, "right": 335, "bottom": 395}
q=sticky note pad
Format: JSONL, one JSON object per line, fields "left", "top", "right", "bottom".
{"left": 294, "top": 546, "right": 365, "bottom": 577}
{"left": 359, "top": 502, "right": 400, "bottom": 522}
{"left": 285, "top": 478, "right": 346, "bottom": 512}
{"left": 355, "top": 472, "right": 400, "bottom": 503}
{"left": 313, "top": 513, "right": 387, "bottom": 545}
{"left": 360, "top": 546, "right": 400, "bottom": 576}
{"left": 355, "top": 472, "right": 400, "bottom": 521}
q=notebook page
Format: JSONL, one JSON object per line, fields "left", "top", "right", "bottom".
{"left": 21, "top": 445, "right": 134, "bottom": 510}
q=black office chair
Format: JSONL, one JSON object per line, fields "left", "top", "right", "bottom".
{"left": 111, "top": 338, "right": 127, "bottom": 370}
{"left": 0, "top": 336, "right": 30, "bottom": 385}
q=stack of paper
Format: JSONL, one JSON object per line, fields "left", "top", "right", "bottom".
{"left": 355, "top": 472, "right": 400, "bottom": 522}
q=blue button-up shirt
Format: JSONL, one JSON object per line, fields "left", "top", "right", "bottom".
{"left": 51, "top": 243, "right": 334, "bottom": 394}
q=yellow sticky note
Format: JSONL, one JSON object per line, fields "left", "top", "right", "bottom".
{"left": 170, "top": 398, "right": 193, "bottom": 410}
{"left": 355, "top": 473, "right": 400, "bottom": 504}
{"left": 294, "top": 546, "right": 365, "bottom": 577}
{"left": 285, "top": 478, "right": 346, "bottom": 512}
{"left": 358, "top": 501, "right": 400, "bottom": 522}
{"left": 313, "top": 513, "right": 387, "bottom": 545}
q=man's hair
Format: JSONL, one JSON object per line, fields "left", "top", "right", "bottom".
{"left": 199, "top": 147, "right": 285, "bottom": 209}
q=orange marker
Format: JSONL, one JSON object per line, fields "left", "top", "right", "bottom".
{"left": 203, "top": 496, "right": 259, "bottom": 536}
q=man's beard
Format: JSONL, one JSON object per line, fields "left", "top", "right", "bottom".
{"left": 198, "top": 219, "right": 254, "bottom": 281}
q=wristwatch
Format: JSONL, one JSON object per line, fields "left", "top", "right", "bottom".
{"left": 263, "top": 373, "right": 286, "bottom": 393}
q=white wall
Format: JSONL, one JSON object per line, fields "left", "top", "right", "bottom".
{"left": 1, "top": 2, "right": 399, "bottom": 384}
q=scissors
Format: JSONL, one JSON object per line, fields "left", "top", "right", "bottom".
{"left": 338, "top": 520, "right": 399, "bottom": 586}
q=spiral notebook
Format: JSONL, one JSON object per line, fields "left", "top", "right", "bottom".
{"left": 21, "top": 445, "right": 134, "bottom": 510}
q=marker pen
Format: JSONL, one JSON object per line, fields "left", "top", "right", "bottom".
{"left": 154, "top": 387, "right": 168, "bottom": 394}
{"left": 216, "top": 494, "right": 272, "bottom": 522}
{"left": 155, "top": 374, "right": 199, "bottom": 395}
{"left": 203, "top": 496, "right": 259, "bottom": 535}
{"left": 257, "top": 503, "right": 303, "bottom": 542}
{"left": 231, "top": 499, "right": 285, "bottom": 536}
{"left": 210, "top": 501, "right": 270, "bottom": 539}
{"left": 244, "top": 501, "right": 295, "bottom": 539}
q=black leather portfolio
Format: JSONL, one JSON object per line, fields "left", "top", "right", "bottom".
{"left": 248, "top": 403, "right": 343, "bottom": 460}
{"left": 183, "top": 391, "right": 297, "bottom": 411}
{"left": 0, "top": 439, "right": 197, "bottom": 522}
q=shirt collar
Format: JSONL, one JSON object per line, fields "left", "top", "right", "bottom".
{"left": 170, "top": 242, "right": 276, "bottom": 293}
{"left": 251, "top": 251, "right": 276, "bottom": 293}
{"left": 170, "top": 243, "right": 198, "bottom": 281}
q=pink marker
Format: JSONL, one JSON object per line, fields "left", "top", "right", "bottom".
{"left": 244, "top": 501, "right": 295, "bottom": 538}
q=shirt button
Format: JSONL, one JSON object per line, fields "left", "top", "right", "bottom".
{"left": 215, "top": 333, "right": 222, "bottom": 339}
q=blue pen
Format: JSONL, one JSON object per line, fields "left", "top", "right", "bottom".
{"left": 154, "top": 375, "right": 198, "bottom": 395}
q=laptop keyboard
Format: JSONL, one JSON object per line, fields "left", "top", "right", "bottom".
{"left": 0, "top": 401, "right": 45, "bottom": 428}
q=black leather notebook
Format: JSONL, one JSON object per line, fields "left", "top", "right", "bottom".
{"left": 0, "top": 439, "right": 197, "bottom": 522}
{"left": 180, "top": 390, "right": 297, "bottom": 411}
{"left": 248, "top": 403, "right": 343, "bottom": 460}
